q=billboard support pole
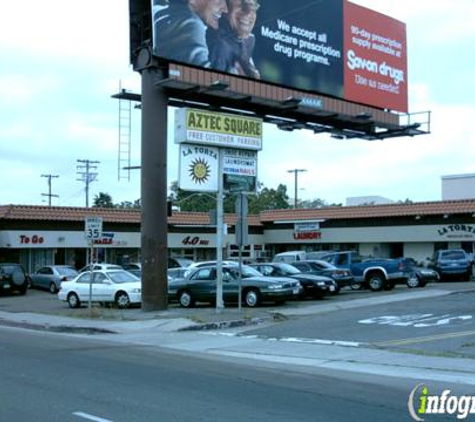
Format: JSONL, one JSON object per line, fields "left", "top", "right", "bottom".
{"left": 140, "top": 59, "right": 168, "bottom": 311}
{"left": 216, "top": 148, "right": 224, "bottom": 312}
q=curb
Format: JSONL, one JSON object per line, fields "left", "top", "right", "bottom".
{"left": 0, "top": 318, "right": 117, "bottom": 334}
{"left": 178, "top": 315, "right": 278, "bottom": 331}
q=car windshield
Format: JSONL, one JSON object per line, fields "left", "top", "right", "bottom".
{"left": 441, "top": 251, "right": 466, "bottom": 260}
{"left": 278, "top": 263, "right": 301, "bottom": 275}
{"left": 228, "top": 266, "right": 262, "bottom": 279}
{"left": 57, "top": 267, "right": 78, "bottom": 276}
{"left": 0, "top": 265, "right": 19, "bottom": 275}
{"left": 309, "top": 261, "right": 334, "bottom": 270}
{"left": 107, "top": 271, "right": 140, "bottom": 283}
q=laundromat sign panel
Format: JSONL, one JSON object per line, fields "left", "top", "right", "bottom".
{"left": 175, "top": 108, "right": 263, "bottom": 151}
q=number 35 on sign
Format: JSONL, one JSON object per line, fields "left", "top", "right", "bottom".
{"left": 85, "top": 217, "right": 103, "bottom": 241}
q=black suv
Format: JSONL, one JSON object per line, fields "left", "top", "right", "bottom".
{"left": 0, "top": 263, "right": 28, "bottom": 295}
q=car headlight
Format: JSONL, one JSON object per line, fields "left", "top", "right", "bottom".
{"left": 317, "top": 282, "right": 325, "bottom": 286}
{"left": 268, "top": 284, "right": 284, "bottom": 290}
{"left": 131, "top": 288, "right": 141, "bottom": 293}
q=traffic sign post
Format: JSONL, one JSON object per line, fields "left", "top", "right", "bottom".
{"left": 84, "top": 217, "right": 103, "bottom": 310}
{"left": 235, "top": 193, "right": 249, "bottom": 311}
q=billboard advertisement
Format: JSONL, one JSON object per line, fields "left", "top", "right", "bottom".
{"left": 151, "top": 0, "right": 407, "bottom": 112}
{"left": 344, "top": 1, "right": 407, "bottom": 112}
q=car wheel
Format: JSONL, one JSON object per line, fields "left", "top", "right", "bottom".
{"left": 367, "top": 273, "right": 386, "bottom": 292}
{"left": 67, "top": 292, "right": 80, "bottom": 308}
{"left": 178, "top": 290, "right": 195, "bottom": 308}
{"left": 406, "top": 273, "right": 421, "bottom": 288}
{"left": 244, "top": 288, "right": 261, "bottom": 307}
{"left": 350, "top": 282, "right": 363, "bottom": 290}
{"left": 115, "top": 291, "right": 130, "bottom": 309}
{"left": 17, "top": 284, "right": 27, "bottom": 295}
{"left": 49, "top": 282, "right": 58, "bottom": 294}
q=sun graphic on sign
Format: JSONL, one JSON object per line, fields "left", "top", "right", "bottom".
{"left": 189, "top": 158, "right": 211, "bottom": 184}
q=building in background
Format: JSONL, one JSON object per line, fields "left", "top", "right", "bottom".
{"left": 442, "top": 174, "right": 475, "bottom": 201}
{"left": 346, "top": 196, "right": 395, "bottom": 206}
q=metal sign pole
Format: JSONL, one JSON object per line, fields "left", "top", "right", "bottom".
{"left": 88, "top": 241, "right": 93, "bottom": 310}
{"left": 216, "top": 148, "right": 224, "bottom": 312}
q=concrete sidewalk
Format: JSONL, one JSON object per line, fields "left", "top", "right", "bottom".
{"left": 1, "top": 287, "right": 475, "bottom": 386}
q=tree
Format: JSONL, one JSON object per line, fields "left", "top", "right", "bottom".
{"left": 93, "top": 192, "right": 114, "bottom": 208}
{"left": 168, "top": 181, "right": 291, "bottom": 213}
{"left": 168, "top": 180, "right": 217, "bottom": 212}
{"left": 248, "top": 183, "right": 290, "bottom": 213}
{"left": 116, "top": 199, "right": 141, "bottom": 209}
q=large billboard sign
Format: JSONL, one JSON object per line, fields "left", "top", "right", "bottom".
{"left": 344, "top": 2, "right": 407, "bottom": 113}
{"left": 151, "top": 0, "right": 408, "bottom": 112}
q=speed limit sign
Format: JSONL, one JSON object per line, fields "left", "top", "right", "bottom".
{"left": 85, "top": 217, "right": 103, "bottom": 242}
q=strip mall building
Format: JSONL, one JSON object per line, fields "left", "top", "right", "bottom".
{"left": 2, "top": 200, "right": 475, "bottom": 272}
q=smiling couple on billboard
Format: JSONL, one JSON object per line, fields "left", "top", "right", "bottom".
{"left": 153, "top": 0, "right": 260, "bottom": 79}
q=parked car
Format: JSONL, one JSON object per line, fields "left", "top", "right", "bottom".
{"left": 58, "top": 269, "right": 142, "bottom": 309}
{"left": 0, "top": 263, "right": 28, "bottom": 295}
{"left": 394, "top": 257, "right": 438, "bottom": 287}
{"left": 273, "top": 251, "right": 307, "bottom": 263}
{"left": 250, "top": 262, "right": 337, "bottom": 298}
{"left": 169, "top": 264, "right": 302, "bottom": 308}
{"left": 168, "top": 257, "right": 194, "bottom": 268}
{"left": 122, "top": 262, "right": 142, "bottom": 278}
{"left": 428, "top": 249, "right": 472, "bottom": 281}
{"left": 29, "top": 265, "right": 78, "bottom": 293}
{"left": 290, "top": 260, "right": 354, "bottom": 293}
{"left": 79, "top": 263, "right": 123, "bottom": 273}
{"left": 167, "top": 267, "right": 189, "bottom": 281}
{"left": 184, "top": 260, "right": 238, "bottom": 277}
{"left": 320, "top": 251, "right": 405, "bottom": 291}
{"left": 273, "top": 251, "right": 332, "bottom": 263}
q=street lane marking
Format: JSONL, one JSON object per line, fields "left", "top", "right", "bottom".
{"left": 372, "top": 329, "right": 475, "bottom": 347}
{"left": 359, "top": 314, "right": 472, "bottom": 327}
{"left": 204, "top": 331, "right": 361, "bottom": 347}
{"left": 73, "top": 412, "right": 114, "bottom": 422}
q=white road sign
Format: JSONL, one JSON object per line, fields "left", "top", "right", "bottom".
{"left": 85, "top": 217, "right": 103, "bottom": 241}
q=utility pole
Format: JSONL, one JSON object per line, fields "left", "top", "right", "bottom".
{"left": 41, "top": 174, "right": 59, "bottom": 206}
{"left": 76, "top": 159, "right": 100, "bottom": 208}
{"left": 287, "top": 169, "right": 307, "bottom": 209}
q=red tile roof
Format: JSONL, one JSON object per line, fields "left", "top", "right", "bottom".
{"left": 260, "top": 200, "right": 475, "bottom": 221}
{"left": 1, "top": 200, "right": 475, "bottom": 226}
{"left": 0, "top": 205, "right": 262, "bottom": 226}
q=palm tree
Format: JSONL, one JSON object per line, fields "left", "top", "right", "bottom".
{"left": 93, "top": 192, "right": 114, "bottom": 208}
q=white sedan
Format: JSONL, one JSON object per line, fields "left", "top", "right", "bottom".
{"left": 58, "top": 269, "right": 141, "bottom": 309}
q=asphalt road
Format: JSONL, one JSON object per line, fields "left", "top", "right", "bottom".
{"left": 241, "top": 288, "right": 475, "bottom": 358}
{"left": 0, "top": 325, "right": 456, "bottom": 422}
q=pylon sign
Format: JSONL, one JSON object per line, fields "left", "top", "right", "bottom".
{"left": 178, "top": 143, "right": 219, "bottom": 192}
{"left": 175, "top": 108, "right": 263, "bottom": 151}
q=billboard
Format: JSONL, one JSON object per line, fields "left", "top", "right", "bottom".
{"left": 151, "top": 0, "right": 407, "bottom": 112}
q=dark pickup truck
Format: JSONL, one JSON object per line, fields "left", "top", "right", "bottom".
{"left": 320, "top": 251, "right": 408, "bottom": 291}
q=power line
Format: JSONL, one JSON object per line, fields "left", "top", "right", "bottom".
{"left": 76, "top": 159, "right": 100, "bottom": 208}
{"left": 41, "top": 174, "right": 59, "bottom": 206}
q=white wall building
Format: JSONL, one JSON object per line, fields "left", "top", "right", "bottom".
{"left": 442, "top": 174, "right": 475, "bottom": 200}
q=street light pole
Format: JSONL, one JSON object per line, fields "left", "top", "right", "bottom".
{"left": 287, "top": 169, "right": 307, "bottom": 208}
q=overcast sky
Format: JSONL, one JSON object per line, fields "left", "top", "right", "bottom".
{"left": 1, "top": 0, "right": 474, "bottom": 208}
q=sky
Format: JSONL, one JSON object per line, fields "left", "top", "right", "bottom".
{"left": 1, "top": 0, "right": 475, "bottom": 208}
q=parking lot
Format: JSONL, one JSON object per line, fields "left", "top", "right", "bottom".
{"left": 1, "top": 280, "right": 474, "bottom": 321}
